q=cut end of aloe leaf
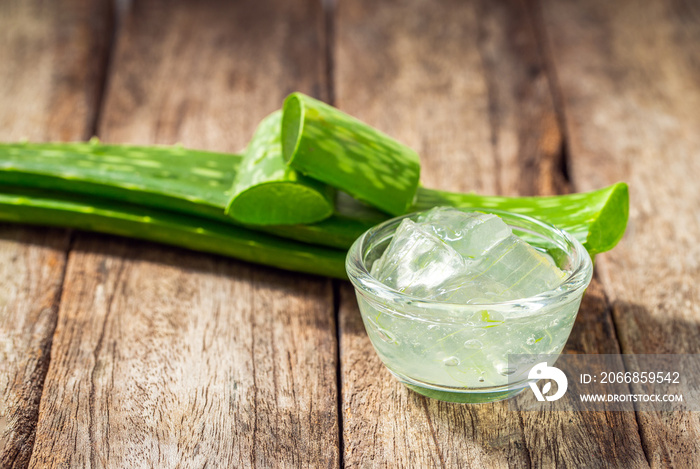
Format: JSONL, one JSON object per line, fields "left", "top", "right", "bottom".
{"left": 281, "top": 92, "right": 421, "bottom": 216}
{"left": 227, "top": 181, "right": 334, "bottom": 225}
{"left": 584, "top": 181, "right": 629, "bottom": 255}
{"left": 227, "top": 110, "right": 335, "bottom": 226}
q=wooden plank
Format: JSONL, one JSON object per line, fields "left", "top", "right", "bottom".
{"left": 0, "top": 1, "right": 111, "bottom": 467}
{"left": 0, "top": 230, "right": 70, "bottom": 469}
{"left": 538, "top": 0, "right": 700, "bottom": 465}
{"left": 336, "top": 0, "right": 647, "bottom": 466}
{"left": 0, "top": 0, "right": 111, "bottom": 143}
{"left": 519, "top": 280, "right": 648, "bottom": 468}
{"left": 29, "top": 0, "right": 339, "bottom": 467}
{"left": 98, "top": 0, "right": 328, "bottom": 151}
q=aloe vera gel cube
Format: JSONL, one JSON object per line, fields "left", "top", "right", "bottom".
{"left": 370, "top": 219, "right": 472, "bottom": 300}
{"left": 373, "top": 207, "right": 567, "bottom": 303}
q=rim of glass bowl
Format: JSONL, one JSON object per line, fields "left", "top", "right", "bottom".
{"left": 345, "top": 207, "right": 593, "bottom": 319}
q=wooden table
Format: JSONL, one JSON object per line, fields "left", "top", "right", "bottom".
{"left": 1, "top": 0, "right": 698, "bottom": 467}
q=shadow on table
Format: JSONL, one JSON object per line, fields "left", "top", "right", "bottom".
{"left": 566, "top": 278, "right": 700, "bottom": 355}
{"left": 0, "top": 224, "right": 333, "bottom": 285}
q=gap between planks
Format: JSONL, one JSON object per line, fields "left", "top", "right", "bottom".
{"left": 528, "top": 0, "right": 657, "bottom": 464}
{"left": 21, "top": 2, "right": 121, "bottom": 465}
{"left": 0, "top": 0, "right": 115, "bottom": 466}
{"left": 324, "top": 2, "right": 347, "bottom": 466}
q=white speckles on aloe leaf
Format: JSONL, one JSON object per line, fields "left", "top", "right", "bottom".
{"left": 0, "top": 97, "right": 628, "bottom": 275}
{"left": 282, "top": 93, "right": 421, "bottom": 216}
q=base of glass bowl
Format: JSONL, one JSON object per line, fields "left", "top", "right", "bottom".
{"left": 391, "top": 371, "right": 529, "bottom": 404}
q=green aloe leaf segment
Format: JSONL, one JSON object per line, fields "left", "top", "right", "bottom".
{"left": 282, "top": 92, "right": 421, "bottom": 216}
{"left": 0, "top": 185, "right": 348, "bottom": 279}
{"left": 226, "top": 111, "right": 335, "bottom": 225}
{"left": 0, "top": 140, "right": 627, "bottom": 255}
{"left": 0, "top": 94, "right": 629, "bottom": 277}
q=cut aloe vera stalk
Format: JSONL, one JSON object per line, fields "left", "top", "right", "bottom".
{"left": 0, "top": 139, "right": 236, "bottom": 218}
{"left": 282, "top": 92, "right": 421, "bottom": 216}
{"left": 0, "top": 141, "right": 628, "bottom": 255}
{"left": 270, "top": 191, "right": 385, "bottom": 248}
{"left": 226, "top": 111, "right": 334, "bottom": 225}
{"left": 0, "top": 140, "right": 361, "bottom": 248}
{"left": 0, "top": 185, "right": 347, "bottom": 279}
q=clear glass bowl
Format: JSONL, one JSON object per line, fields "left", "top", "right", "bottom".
{"left": 346, "top": 208, "right": 593, "bottom": 403}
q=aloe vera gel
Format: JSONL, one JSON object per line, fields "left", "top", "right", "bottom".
{"left": 346, "top": 208, "right": 593, "bottom": 403}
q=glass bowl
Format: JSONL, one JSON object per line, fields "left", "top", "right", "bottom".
{"left": 345, "top": 208, "right": 593, "bottom": 403}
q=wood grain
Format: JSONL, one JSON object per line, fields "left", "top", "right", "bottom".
{"left": 0, "top": 229, "right": 70, "bottom": 469}
{"left": 98, "top": 0, "right": 328, "bottom": 152}
{"left": 0, "top": 1, "right": 111, "bottom": 467}
{"left": 29, "top": 0, "right": 339, "bottom": 467}
{"left": 0, "top": 0, "right": 111, "bottom": 143}
{"left": 538, "top": 0, "right": 700, "bottom": 465}
{"left": 335, "top": 0, "right": 564, "bottom": 198}
{"left": 336, "top": 0, "right": 646, "bottom": 467}
{"left": 31, "top": 243, "right": 338, "bottom": 468}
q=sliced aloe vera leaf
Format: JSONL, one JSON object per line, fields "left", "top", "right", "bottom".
{"left": 269, "top": 191, "right": 385, "bottom": 247}
{"left": 0, "top": 140, "right": 352, "bottom": 248}
{"left": 0, "top": 185, "right": 347, "bottom": 279}
{"left": 282, "top": 92, "right": 421, "bottom": 216}
{"left": 0, "top": 142, "right": 627, "bottom": 255}
{"left": 226, "top": 111, "right": 334, "bottom": 225}
{"left": 0, "top": 140, "right": 236, "bottom": 216}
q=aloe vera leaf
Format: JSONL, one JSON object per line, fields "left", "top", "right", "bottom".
{"left": 0, "top": 140, "right": 236, "bottom": 217}
{"left": 414, "top": 182, "right": 629, "bottom": 255}
{"left": 0, "top": 140, "right": 354, "bottom": 248}
{"left": 281, "top": 183, "right": 630, "bottom": 255}
{"left": 269, "top": 191, "right": 385, "bottom": 247}
{"left": 0, "top": 185, "right": 348, "bottom": 279}
{"left": 226, "top": 111, "right": 334, "bottom": 225}
{"left": 0, "top": 141, "right": 627, "bottom": 254}
{"left": 282, "top": 92, "right": 421, "bottom": 216}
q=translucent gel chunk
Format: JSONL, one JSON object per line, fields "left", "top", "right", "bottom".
{"left": 464, "top": 235, "right": 567, "bottom": 301}
{"left": 374, "top": 208, "right": 567, "bottom": 303}
{"left": 371, "top": 219, "right": 470, "bottom": 300}
{"left": 417, "top": 207, "right": 511, "bottom": 258}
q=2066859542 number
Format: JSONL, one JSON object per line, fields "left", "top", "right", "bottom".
{"left": 600, "top": 371, "right": 680, "bottom": 384}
